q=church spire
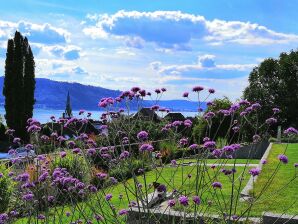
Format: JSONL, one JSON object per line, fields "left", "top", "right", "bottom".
{"left": 65, "top": 91, "right": 72, "bottom": 118}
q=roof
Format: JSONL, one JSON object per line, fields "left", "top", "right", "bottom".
{"left": 133, "top": 107, "right": 160, "bottom": 121}
{"left": 164, "top": 112, "right": 185, "bottom": 121}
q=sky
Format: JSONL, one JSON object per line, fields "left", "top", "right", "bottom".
{"left": 0, "top": 0, "right": 297, "bottom": 101}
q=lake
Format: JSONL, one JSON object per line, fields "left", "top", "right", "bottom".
{"left": 0, "top": 107, "right": 199, "bottom": 124}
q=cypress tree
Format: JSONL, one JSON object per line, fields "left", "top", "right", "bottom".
{"left": 23, "top": 37, "right": 36, "bottom": 141}
{"left": 3, "top": 31, "right": 35, "bottom": 142}
{"left": 3, "top": 39, "right": 15, "bottom": 131}
{"left": 12, "top": 31, "right": 25, "bottom": 139}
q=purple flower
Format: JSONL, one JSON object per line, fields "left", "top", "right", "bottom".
{"left": 203, "top": 141, "right": 216, "bottom": 149}
{"left": 184, "top": 119, "right": 192, "bottom": 127}
{"left": 294, "top": 163, "right": 298, "bottom": 168}
{"left": 60, "top": 151, "right": 67, "bottom": 158}
{"left": 139, "top": 144, "right": 154, "bottom": 152}
{"left": 37, "top": 214, "right": 45, "bottom": 220}
{"left": 189, "top": 144, "right": 199, "bottom": 150}
{"left": 22, "top": 193, "right": 34, "bottom": 201}
{"left": 72, "top": 148, "right": 81, "bottom": 154}
{"left": 172, "top": 120, "right": 183, "bottom": 127}
{"left": 156, "top": 184, "right": 167, "bottom": 193}
{"left": 265, "top": 117, "right": 277, "bottom": 125}
{"left": 179, "top": 138, "right": 188, "bottom": 146}
{"left": 208, "top": 88, "right": 215, "bottom": 94}
{"left": 13, "top": 138, "right": 21, "bottom": 144}
{"left": 137, "top": 131, "right": 149, "bottom": 141}
{"left": 192, "top": 86, "right": 204, "bottom": 92}
{"left": 171, "top": 160, "right": 177, "bottom": 166}
{"left": 87, "top": 148, "right": 96, "bottom": 156}
{"left": 16, "top": 173, "right": 30, "bottom": 182}
{"left": 96, "top": 173, "right": 108, "bottom": 180}
{"left": 105, "top": 193, "right": 113, "bottom": 201}
{"left": 284, "top": 127, "right": 298, "bottom": 135}
{"left": 155, "top": 89, "right": 161, "bottom": 94}
{"left": 179, "top": 195, "right": 189, "bottom": 206}
{"left": 192, "top": 196, "right": 201, "bottom": 205}
{"left": 261, "top": 159, "right": 267, "bottom": 164}
{"left": 119, "top": 150, "right": 130, "bottom": 160}
{"left": 131, "top": 87, "right": 141, "bottom": 93}
{"left": 118, "top": 209, "right": 128, "bottom": 216}
{"left": 110, "top": 177, "right": 118, "bottom": 184}
{"left": 38, "top": 172, "right": 49, "bottom": 182}
{"left": 182, "top": 92, "right": 189, "bottom": 97}
{"left": 251, "top": 103, "right": 261, "bottom": 110}
{"left": 168, "top": 199, "right": 176, "bottom": 207}
{"left": 272, "top": 108, "right": 280, "bottom": 114}
{"left": 0, "top": 213, "right": 8, "bottom": 222}
{"left": 94, "top": 214, "right": 104, "bottom": 221}
{"left": 278, "top": 154, "right": 288, "bottom": 164}
{"left": 249, "top": 168, "right": 261, "bottom": 177}
{"left": 203, "top": 112, "right": 215, "bottom": 120}
{"left": 253, "top": 134, "right": 261, "bottom": 143}
{"left": 212, "top": 182, "right": 222, "bottom": 189}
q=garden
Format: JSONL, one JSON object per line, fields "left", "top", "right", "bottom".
{"left": 0, "top": 86, "right": 297, "bottom": 224}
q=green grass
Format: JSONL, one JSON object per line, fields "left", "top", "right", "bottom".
{"left": 239, "top": 143, "right": 298, "bottom": 216}
{"left": 16, "top": 164, "right": 251, "bottom": 223}
{"left": 176, "top": 158, "right": 260, "bottom": 165}
{"left": 15, "top": 143, "right": 298, "bottom": 223}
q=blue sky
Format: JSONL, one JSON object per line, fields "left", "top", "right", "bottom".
{"left": 0, "top": 0, "right": 297, "bottom": 100}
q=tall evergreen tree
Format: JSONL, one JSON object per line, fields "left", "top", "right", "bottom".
{"left": 23, "top": 37, "right": 36, "bottom": 133}
{"left": 3, "top": 31, "right": 35, "bottom": 142}
{"left": 3, "top": 39, "right": 15, "bottom": 131}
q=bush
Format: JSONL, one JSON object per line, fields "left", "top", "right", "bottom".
{"left": 51, "top": 152, "right": 91, "bottom": 184}
{"left": 0, "top": 164, "right": 13, "bottom": 212}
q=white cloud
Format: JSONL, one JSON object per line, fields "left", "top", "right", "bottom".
{"left": 151, "top": 55, "right": 256, "bottom": 80}
{"left": 0, "top": 20, "right": 69, "bottom": 44}
{"left": 83, "top": 10, "right": 298, "bottom": 49}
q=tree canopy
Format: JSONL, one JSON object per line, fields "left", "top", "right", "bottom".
{"left": 243, "top": 49, "right": 298, "bottom": 129}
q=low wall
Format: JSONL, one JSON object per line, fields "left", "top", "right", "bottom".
{"left": 127, "top": 207, "right": 260, "bottom": 224}
{"left": 208, "top": 141, "right": 269, "bottom": 160}
{"left": 263, "top": 213, "right": 298, "bottom": 224}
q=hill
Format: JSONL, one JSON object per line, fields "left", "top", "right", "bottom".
{"left": 0, "top": 77, "right": 204, "bottom": 111}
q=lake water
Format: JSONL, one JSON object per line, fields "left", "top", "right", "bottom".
{"left": 0, "top": 107, "right": 198, "bottom": 124}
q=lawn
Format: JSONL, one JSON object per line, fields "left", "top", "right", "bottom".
{"left": 239, "top": 143, "right": 298, "bottom": 216}
{"left": 15, "top": 143, "right": 298, "bottom": 223}
{"left": 176, "top": 158, "right": 260, "bottom": 165}
{"left": 16, "top": 163, "right": 251, "bottom": 223}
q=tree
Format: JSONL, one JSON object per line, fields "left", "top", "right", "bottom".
{"left": 243, "top": 50, "right": 298, "bottom": 130}
{"left": 3, "top": 31, "right": 35, "bottom": 141}
{"left": 23, "top": 37, "right": 36, "bottom": 127}
{"left": 192, "top": 97, "right": 232, "bottom": 143}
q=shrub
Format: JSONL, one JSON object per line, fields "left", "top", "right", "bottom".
{"left": 0, "top": 164, "right": 13, "bottom": 212}
{"left": 51, "top": 152, "right": 91, "bottom": 184}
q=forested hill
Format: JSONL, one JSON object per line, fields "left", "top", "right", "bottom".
{"left": 0, "top": 77, "right": 204, "bottom": 111}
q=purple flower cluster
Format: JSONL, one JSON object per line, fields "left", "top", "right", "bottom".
{"left": 137, "top": 131, "right": 149, "bottom": 141}
{"left": 284, "top": 127, "right": 298, "bottom": 135}
{"left": 139, "top": 144, "right": 154, "bottom": 152}
{"left": 179, "top": 195, "right": 189, "bottom": 206}
{"left": 212, "top": 182, "right": 222, "bottom": 189}
{"left": 278, "top": 154, "right": 288, "bottom": 164}
{"left": 249, "top": 168, "right": 261, "bottom": 177}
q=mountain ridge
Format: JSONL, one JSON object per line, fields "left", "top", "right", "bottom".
{"left": 0, "top": 76, "right": 204, "bottom": 111}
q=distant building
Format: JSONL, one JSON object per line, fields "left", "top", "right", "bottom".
{"left": 164, "top": 112, "right": 185, "bottom": 122}
{"left": 42, "top": 121, "right": 99, "bottom": 139}
{"left": 132, "top": 108, "right": 160, "bottom": 121}
{"left": 62, "top": 91, "right": 73, "bottom": 119}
